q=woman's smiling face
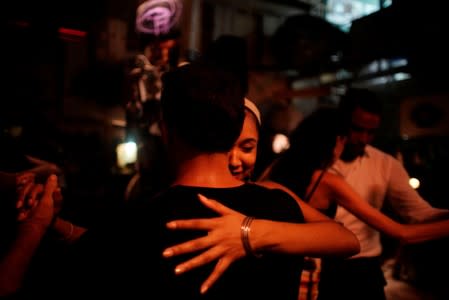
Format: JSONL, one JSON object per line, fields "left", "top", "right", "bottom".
{"left": 228, "top": 110, "right": 259, "bottom": 181}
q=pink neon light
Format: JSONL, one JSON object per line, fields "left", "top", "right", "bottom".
{"left": 136, "top": 0, "right": 182, "bottom": 35}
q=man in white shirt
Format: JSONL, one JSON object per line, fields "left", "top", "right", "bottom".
{"left": 319, "top": 88, "right": 449, "bottom": 300}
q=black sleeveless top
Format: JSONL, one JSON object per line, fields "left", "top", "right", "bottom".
{"left": 304, "top": 169, "right": 337, "bottom": 218}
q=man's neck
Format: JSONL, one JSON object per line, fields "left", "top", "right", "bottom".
{"left": 172, "top": 152, "right": 242, "bottom": 188}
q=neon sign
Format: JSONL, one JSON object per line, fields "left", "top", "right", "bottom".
{"left": 136, "top": 0, "right": 183, "bottom": 36}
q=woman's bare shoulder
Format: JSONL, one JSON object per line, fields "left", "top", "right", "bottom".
{"left": 256, "top": 180, "right": 303, "bottom": 202}
{"left": 318, "top": 170, "right": 343, "bottom": 184}
{"left": 256, "top": 180, "right": 283, "bottom": 190}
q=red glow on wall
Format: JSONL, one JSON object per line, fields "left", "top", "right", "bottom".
{"left": 58, "top": 27, "right": 87, "bottom": 42}
{"left": 58, "top": 27, "right": 87, "bottom": 37}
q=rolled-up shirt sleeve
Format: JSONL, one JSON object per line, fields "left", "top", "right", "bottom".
{"left": 386, "top": 158, "right": 449, "bottom": 223}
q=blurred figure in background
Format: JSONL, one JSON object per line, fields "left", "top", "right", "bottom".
{"left": 125, "top": 26, "right": 181, "bottom": 144}
{"left": 319, "top": 88, "right": 449, "bottom": 300}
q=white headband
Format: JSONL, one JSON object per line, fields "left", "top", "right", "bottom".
{"left": 244, "top": 98, "right": 262, "bottom": 126}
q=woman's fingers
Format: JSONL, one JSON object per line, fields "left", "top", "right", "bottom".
{"left": 16, "top": 172, "right": 35, "bottom": 185}
{"left": 16, "top": 182, "right": 40, "bottom": 221}
{"left": 172, "top": 246, "right": 225, "bottom": 275}
{"left": 43, "top": 175, "right": 58, "bottom": 198}
{"left": 166, "top": 218, "right": 215, "bottom": 231}
{"left": 162, "top": 194, "right": 248, "bottom": 295}
{"left": 17, "top": 210, "right": 28, "bottom": 221}
{"left": 17, "top": 182, "right": 34, "bottom": 209}
{"left": 166, "top": 195, "right": 244, "bottom": 231}
{"left": 163, "top": 235, "right": 212, "bottom": 258}
{"left": 200, "top": 258, "right": 232, "bottom": 294}
{"left": 27, "top": 184, "right": 44, "bottom": 209}
{"left": 16, "top": 175, "right": 57, "bottom": 224}
{"left": 197, "top": 194, "right": 238, "bottom": 215}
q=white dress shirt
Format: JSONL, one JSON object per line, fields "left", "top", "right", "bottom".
{"left": 331, "top": 145, "right": 449, "bottom": 258}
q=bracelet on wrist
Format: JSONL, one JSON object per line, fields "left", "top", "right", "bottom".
{"left": 59, "top": 221, "right": 74, "bottom": 241}
{"left": 240, "top": 216, "right": 262, "bottom": 258}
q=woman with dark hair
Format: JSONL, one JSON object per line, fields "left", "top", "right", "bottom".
{"left": 260, "top": 106, "right": 350, "bottom": 208}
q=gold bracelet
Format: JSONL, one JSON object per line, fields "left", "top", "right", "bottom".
{"left": 240, "top": 216, "right": 262, "bottom": 258}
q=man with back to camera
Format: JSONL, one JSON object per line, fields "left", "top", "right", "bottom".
{"left": 54, "top": 60, "right": 311, "bottom": 300}
{"left": 318, "top": 87, "right": 449, "bottom": 300}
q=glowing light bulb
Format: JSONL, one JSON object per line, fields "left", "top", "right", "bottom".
{"left": 272, "top": 134, "right": 290, "bottom": 154}
{"left": 116, "top": 142, "right": 138, "bottom": 168}
{"left": 409, "top": 177, "right": 420, "bottom": 189}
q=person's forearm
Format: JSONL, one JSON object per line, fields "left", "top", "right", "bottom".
{"left": 0, "top": 224, "right": 47, "bottom": 296}
{"left": 250, "top": 220, "right": 360, "bottom": 257}
{"left": 389, "top": 160, "right": 449, "bottom": 223}
{"left": 53, "top": 217, "right": 87, "bottom": 243}
{"left": 401, "top": 219, "right": 449, "bottom": 244}
{"left": 401, "top": 197, "right": 449, "bottom": 223}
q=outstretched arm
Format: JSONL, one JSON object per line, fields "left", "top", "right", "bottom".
{"left": 330, "top": 173, "right": 449, "bottom": 244}
{"left": 163, "top": 194, "right": 359, "bottom": 294}
{"left": 387, "top": 158, "right": 449, "bottom": 222}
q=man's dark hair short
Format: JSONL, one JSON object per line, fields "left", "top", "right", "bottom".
{"left": 339, "top": 88, "right": 383, "bottom": 117}
{"left": 161, "top": 62, "right": 245, "bottom": 153}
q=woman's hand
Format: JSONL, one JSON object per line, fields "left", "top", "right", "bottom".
{"left": 15, "top": 172, "right": 35, "bottom": 187}
{"left": 163, "top": 194, "right": 247, "bottom": 294}
{"left": 16, "top": 175, "right": 58, "bottom": 229}
{"left": 16, "top": 172, "right": 63, "bottom": 216}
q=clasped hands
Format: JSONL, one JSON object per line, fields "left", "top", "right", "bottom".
{"left": 16, "top": 173, "right": 61, "bottom": 230}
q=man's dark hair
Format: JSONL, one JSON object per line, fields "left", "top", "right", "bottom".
{"left": 160, "top": 62, "right": 245, "bottom": 153}
{"left": 201, "top": 35, "right": 249, "bottom": 94}
{"left": 338, "top": 88, "right": 383, "bottom": 117}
